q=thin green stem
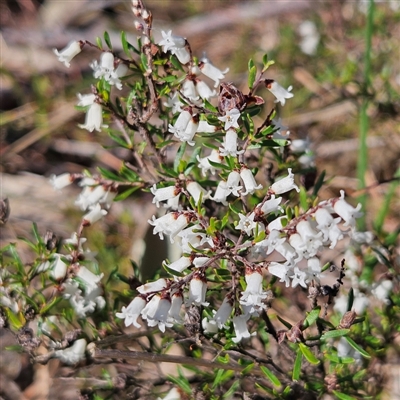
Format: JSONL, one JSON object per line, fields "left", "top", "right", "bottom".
{"left": 356, "top": 0, "right": 374, "bottom": 231}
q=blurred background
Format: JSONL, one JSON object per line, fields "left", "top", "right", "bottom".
{"left": 0, "top": 1, "right": 399, "bottom": 397}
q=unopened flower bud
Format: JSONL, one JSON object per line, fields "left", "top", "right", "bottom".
{"left": 134, "top": 21, "right": 144, "bottom": 32}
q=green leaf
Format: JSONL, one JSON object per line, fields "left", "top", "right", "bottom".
{"left": 5, "top": 308, "right": 25, "bottom": 330}
{"left": 277, "top": 315, "right": 292, "bottom": 329}
{"left": 108, "top": 131, "right": 131, "bottom": 149}
{"left": 298, "top": 343, "right": 320, "bottom": 365}
{"left": 346, "top": 288, "right": 354, "bottom": 312}
{"left": 207, "top": 159, "right": 230, "bottom": 171}
{"left": 40, "top": 296, "right": 63, "bottom": 316}
{"left": 104, "top": 31, "right": 112, "bottom": 49}
{"left": 97, "top": 166, "right": 123, "bottom": 182}
{"left": 312, "top": 170, "right": 326, "bottom": 197}
{"left": 344, "top": 337, "right": 371, "bottom": 359}
{"left": 241, "top": 362, "right": 255, "bottom": 376}
{"left": 292, "top": 349, "right": 302, "bottom": 381}
{"left": 167, "top": 374, "right": 192, "bottom": 395}
{"left": 174, "top": 142, "right": 187, "bottom": 172}
{"left": 212, "top": 369, "right": 225, "bottom": 389}
{"left": 114, "top": 187, "right": 140, "bottom": 201}
{"left": 260, "top": 366, "right": 281, "bottom": 388}
{"left": 248, "top": 65, "right": 257, "bottom": 90}
{"left": 299, "top": 186, "right": 308, "bottom": 211}
{"left": 140, "top": 53, "right": 148, "bottom": 71}
{"left": 121, "top": 31, "right": 130, "bottom": 57}
{"left": 96, "top": 37, "right": 103, "bottom": 49}
{"left": 203, "top": 98, "right": 218, "bottom": 113}
{"left": 302, "top": 307, "right": 320, "bottom": 329}
{"left": 320, "top": 329, "right": 350, "bottom": 341}
{"left": 332, "top": 390, "right": 357, "bottom": 400}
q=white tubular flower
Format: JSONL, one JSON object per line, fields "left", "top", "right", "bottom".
{"left": 158, "top": 30, "right": 186, "bottom": 53}
{"left": 296, "top": 220, "right": 323, "bottom": 257}
{"left": 268, "top": 262, "right": 292, "bottom": 287}
{"left": 306, "top": 257, "right": 321, "bottom": 284}
{"left": 148, "top": 212, "right": 190, "bottom": 242}
{"left": 197, "top": 120, "right": 217, "bottom": 134}
{"left": 167, "top": 256, "right": 192, "bottom": 273}
{"left": 168, "top": 109, "right": 192, "bottom": 137}
{"left": 50, "top": 173, "right": 74, "bottom": 190}
{"left": 219, "top": 128, "right": 244, "bottom": 157}
{"left": 270, "top": 168, "right": 300, "bottom": 195}
{"left": 240, "top": 166, "right": 263, "bottom": 195}
{"left": 187, "top": 272, "right": 209, "bottom": 306}
{"left": 259, "top": 195, "right": 283, "bottom": 215}
{"left": 174, "top": 47, "right": 190, "bottom": 65}
{"left": 50, "top": 254, "right": 68, "bottom": 281}
{"left": 265, "top": 79, "right": 294, "bottom": 106}
{"left": 181, "top": 80, "right": 200, "bottom": 103}
{"left": 186, "top": 181, "right": 210, "bottom": 205}
{"left": 164, "top": 92, "right": 183, "bottom": 114}
{"left": 157, "top": 387, "right": 182, "bottom": 400}
{"left": 272, "top": 118, "right": 290, "bottom": 138}
{"left": 267, "top": 216, "right": 287, "bottom": 231}
{"left": 315, "top": 207, "right": 344, "bottom": 248}
{"left": 226, "top": 171, "right": 242, "bottom": 197}
{"left": 151, "top": 184, "right": 181, "bottom": 208}
{"left": 178, "top": 224, "right": 211, "bottom": 253}
{"left": 202, "top": 317, "right": 218, "bottom": 334}
{"left": 147, "top": 296, "right": 173, "bottom": 333}
{"left": 232, "top": 314, "right": 252, "bottom": 343}
{"left": 240, "top": 268, "right": 268, "bottom": 313}
{"left": 236, "top": 212, "right": 257, "bottom": 236}
{"left": 141, "top": 295, "right": 161, "bottom": 321}
{"left": 371, "top": 280, "right": 393, "bottom": 304}
{"left": 255, "top": 230, "right": 286, "bottom": 256}
{"left": 199, "top": 59, "right": 229, "bottom": 88}
{"left": 195, "top": 80, "right": 217, "bottom": 100}
{"left": 275, "top": 240, "right": 301, "bottom": 264}
{"left": 54, "top": 339, "right": 87, "bottom": 365}
{"left": 53, "top": 41, "right": 82, "bottom": 67}
{"left": 77, "top": 93, "right": 96, "bottom": 107}
{"left": 116, "top": 296, "right": 146, "bottom": 328}
{"left": 179, "top": 115, "right": 199, "bottom": 146}
{"left": 351, "top": 231, "right": 374, "bottom": 244}
{"left": 290, "top": 138, "right": 310, "bottom": 153}
{"left": 168, "top": 292, "right": 184, "bottom": 322}
{"left": 76, "top": 185, "right": 107, "bottom": 210}
{"left": 211, "top": 181, "right": 229, "bottom": 206}
{"left": 137, "top": 278, "right": 168, "bottom": 294}
{"left": 79, "top": 102, "right": 105, "bottom": 132}
{"left": 192, "top": 257, "right": 210, "bottom": 268}
{"left": 213, "top": 297, "right": 233, "bottom": 329}
{"left": 218, "top": 108, "right": 241, "bottom": 131}
{"left": 197, "top": 149, "right": 222, "bottom": 176}
{"left": 334, "top": 191, "right": 363, "bottom": 227}
{"left": 91, "top": 52, "right": 125, "bottom": 90}
{"left": 76, "top": 266, "right": 103, "bottom": 293}
{"left": 82, "top": 203, "right": 107, "bottom": 225}
{"left": 290, "top": 266, "right": 308, "bottom": 288}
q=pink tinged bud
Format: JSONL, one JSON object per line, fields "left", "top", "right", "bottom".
{"left": 79, "top": 102, "right": 105, "bottom": 132}
{"left": 53, "top": 41, "right": 82, "bottom": 68}
{"left": 137, "top": 278, "right": 168, "bottom": 294}
{"left": 265, "top": 80, "right": 294, "bottom": 106}
{"left": 82, "top": 203, "right": 108, "bottom": 225}
{"left": 77, "top": 93, "right": 96, "bottom": 107}
{"left": 195, "top": 80, "right": 217, "bottom": 100}
{"left": 240, "top": 167, "right": 263, "bottom": 195}
{"left": 219, "top": 128, "right": 244, "bottom": 157}
{"left": 134, "top": 21, "right": 144, "bottom": 32}
{"left": 186, "top": 181, "right": 210, "bottom": 205}
{"left": 54, "top": 338, "right": 87, "bottom": 365}
{"left": 333, "top": 190, "right": 363, "bottom": 227}
{"left": 167, "top": 256, "right": 192, "bottom": 273}
{"left": 259, "top": 195, "right": 283, "bottom": 215}
{"left": 232, "top": 314, "right": 252, "bottom": 343}
{"left": 226, "top": 170, "right": 242, "bottom": 197}
{"left": 51, "top": 254, "right": 68, "bottom": 281}
{"left": 211, "top": 181, "right": 229, "bottom": 205}
{"left": 187, "top": 273, "right": 209, "bottom": 306}
{"left": 116, "top": 296, "right": 146, "bottom": 328}
{"left": 50, "top": 173, "right": 74, "bottom": 190}
{"left": 218, "top": 108, "right": 241, "bottom": 131}
{"left": 199, "top": 60, "right": 229, "bottom": 88}
{"left": 151, "top": 184, "right": 180, "bottom": 208}
{"left": 270, "top": 168, "right": 299, "bottom": 195}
